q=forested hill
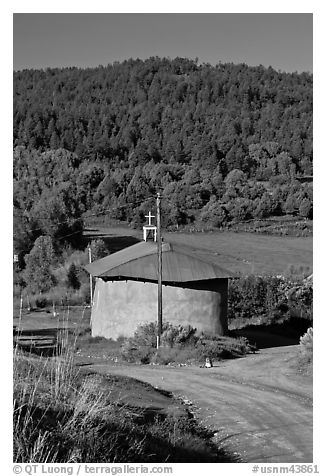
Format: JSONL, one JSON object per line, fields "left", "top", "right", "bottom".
{"left": 13, "top": 57, "right": 313, "bottom": 255}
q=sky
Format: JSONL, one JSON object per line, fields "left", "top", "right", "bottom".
{"left": 13, "top": 13, "right": 313, "bottom": 73}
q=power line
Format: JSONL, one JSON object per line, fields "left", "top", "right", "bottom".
{"left": 13, "top": 195, "right": 156, "bottom": 235}
{"left": 13, "top": 195, "right": 157, "bottom": 254}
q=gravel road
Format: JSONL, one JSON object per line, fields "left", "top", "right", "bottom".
{"left": 90, "top": 345, "right": 312, "bottom": 463}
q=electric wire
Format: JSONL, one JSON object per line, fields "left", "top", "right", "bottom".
{"left": 13, "top": 194, "right": 157, "bottom": 255}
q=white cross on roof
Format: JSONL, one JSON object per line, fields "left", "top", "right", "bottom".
{"left": 145, "top": 211, "right": 155, "bottom": 226}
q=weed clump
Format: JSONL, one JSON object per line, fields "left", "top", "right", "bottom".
{"left": 121, "top": 322, "right": 254, "bottom": 365}
{"left": 297, "top": 327, "right": 313, "bottom": 373}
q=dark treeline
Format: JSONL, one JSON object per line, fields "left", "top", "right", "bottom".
{"left": 13, "top": 57, "right": 313, "bottom": 258}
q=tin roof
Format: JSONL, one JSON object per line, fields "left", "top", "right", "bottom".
{"left": 85, "top": 241, "right": 234, "bottom": 282}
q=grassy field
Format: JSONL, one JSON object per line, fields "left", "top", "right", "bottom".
{"left": 85, "top": 226, "right": 313, "bottom": 276}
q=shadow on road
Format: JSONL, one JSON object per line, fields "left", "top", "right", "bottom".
{"left": 230, "top": 317, "right": 311, "bottom": 349}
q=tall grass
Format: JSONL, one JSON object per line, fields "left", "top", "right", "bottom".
{"left": 13, "top": 329, "right": 231, "bottom": 462}
{"left": 297, "top": 327, "right": 313, "bottom": 374}
{"left": 13, "top": 327, "right": 78, "bottom": 462}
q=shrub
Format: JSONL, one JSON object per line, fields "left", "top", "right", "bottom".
{"left": 299, "top": 327, "right": 313, "bottom": 365}
{"left": 151, "top": 335, "right": 254, "bottom": 365}
{"left": 228, "top": 275, "right": 313, "bottom": 326}
{"left": 122, "top": 322, "right": 195, "bottom": 348}
{"left": 121, "top": 322, "right": 198, "bottom": 363}
{"left": 34, "top": 296, "right": 48, "bottom": 308}
{"left": 162, "top": 323, "right": 197, "bottom": 347}
{"left": 60, "top": 247, "right": 88, "bottom": 267}
{"left": 124, "top": 345, "right": 154, "bottom": 364}
{"left": 228, "top": 276, "right": 283, "bottom": 321}
{"left": 121, "top": 322, "right": 254, "bottom": 365}
{"left": 77, "top": 282, "right": 91, "bottom": 304}
{"left": 288, "top": 279, "right": 313, "bottom": 318}
{"left": 198, "top": 334, "right": 253, "bottom": 357}
{"left": 121, "top": 323, "right": 159, "bottom": 363}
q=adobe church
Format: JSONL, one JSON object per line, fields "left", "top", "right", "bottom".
{"left": 85, "top": 213, "right": 233, "bottom": 339}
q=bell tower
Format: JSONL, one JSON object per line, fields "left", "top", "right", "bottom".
{"left": 143, "top": 211, "right": 157, "bottom": 242}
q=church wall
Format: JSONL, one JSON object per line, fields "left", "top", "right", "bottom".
{"left": 91, "top": 278, "right": 228, "bottom": 339}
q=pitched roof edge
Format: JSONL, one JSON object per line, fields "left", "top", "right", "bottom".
{"left": 85, "top": 240, "right": 234, "bottom": 278}
{"left": 85, "top": 241, "right": 169, "bottom": 276}
{"left": 168, "top": 242, "right": 235, "bottom": 277}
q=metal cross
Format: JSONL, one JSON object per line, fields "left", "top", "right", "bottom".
{"left": 145, "top": 211, "right": 155, "bottom": 226}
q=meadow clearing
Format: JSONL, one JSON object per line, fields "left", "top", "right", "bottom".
{"left": 85, "top": 225, "right": 313, "bottom": 276}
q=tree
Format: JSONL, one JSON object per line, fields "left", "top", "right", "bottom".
{"left": 224, "top": 169, "right": 247, "bottom": 191}
{"left": 299, "top": 198, "right": 313, "bottom": 219}
{"left": 66, "top": 262, "right": 80, "bottom": 290}
{"left": 222, "top": 169, "right": 248, "bottom": 202}
{"left": 283, "top": 193, "right": 298, "bottom": 215}
{"left": 89, "top": 239, "right": 108, "bottom": 261}
{"left": 199, "top": 196, "right": 228, "bottom": 227}
{"left": 23, "top": 236, "right": 56, "bottom": 294}
{"left": 13, "top": 212, "right": 37, "bottom": 258}
{"left": 13, "top": 60, "right": 312, "bottom": 229}
{"left": 228, "top": 198, "right": 253, "bottom": 222}
{"left": 210, "top": 167, "right": 225, "bottom": 198}
{"left": 31, "top": 183, "right": 83, "bottom": 248}
{"left": 76, "top": 164, "right": 105, "bottom": 209}
{"left": 253, "top": 193, "right": 275, "bottom": 219}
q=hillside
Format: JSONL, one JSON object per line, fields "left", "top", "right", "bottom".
{"left": 13, "top": 58, "right": 313, "bottom": 258}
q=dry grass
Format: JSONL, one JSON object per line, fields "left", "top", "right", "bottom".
{"left": 297, "top": 327, "right": 313, "bottom": 374}
{"left": 166, "top": 231, "right": 312, "bottom": 276}
{"left": 13, "top": 332, "right": 232, "bottom": 463}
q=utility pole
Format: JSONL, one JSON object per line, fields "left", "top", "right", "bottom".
{"left": 88, "top": 244, "right": 93, "bottom": 307}
{"left": 156, "top": 192, "right": 163, "bottom": 349}
{"left": 19, "top": 292, "right": 23, "bottom": 321}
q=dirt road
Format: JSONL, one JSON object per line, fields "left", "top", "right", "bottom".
{"left": 91, "top": 345, "right": 312, "bottom": 463}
